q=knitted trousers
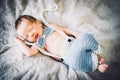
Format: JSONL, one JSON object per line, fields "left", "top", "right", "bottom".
{"left": 61, "top": 33, "right": 99, "bottom": 72}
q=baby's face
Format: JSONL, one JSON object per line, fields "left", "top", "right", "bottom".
{"left": 17, "top": 19, "right": 43, "bottom": 42}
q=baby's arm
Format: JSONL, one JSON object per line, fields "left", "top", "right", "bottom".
{"left": 15, "top": 37, "right": 38, "bottom": 56}
{"left": 64, "top": 28, "right": 80, "bottom": 38}
{"left": 50, "top": 24, "right": 80, "bottom": 38}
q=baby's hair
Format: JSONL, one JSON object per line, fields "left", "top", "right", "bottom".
{"left": 15, "top": 15, "right": 37, "bottom": 30}
{"left": 15, "top": 15, "right": 45, "bottom": 30}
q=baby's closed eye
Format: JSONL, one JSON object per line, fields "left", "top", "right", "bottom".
{"left": 28, "top": 26, "right": 33, "bottom": 32}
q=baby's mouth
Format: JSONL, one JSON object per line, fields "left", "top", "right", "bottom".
{"left": 35, "top": 34, "right": 39, "bottom": 40}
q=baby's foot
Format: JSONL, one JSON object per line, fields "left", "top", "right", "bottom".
{"left": 98, "top": 64, "right": 108, "bottom": 73}
{"left": 97, "top": 55, "right": 108, "bottom": 73}
{"left": 97, "top": 54, "right": 105, "bottom": 64}
{"left": 99, "top": 57, "right": 105, "bottom": 65}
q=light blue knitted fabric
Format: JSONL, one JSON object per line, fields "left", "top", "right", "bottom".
{"left": 61, "top": 33, "right": 98, "bottom": 72}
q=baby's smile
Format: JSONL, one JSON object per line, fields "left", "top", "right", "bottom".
{"left": 29, "top": 33, "right": 39, "bottom": 42}
{"left": 35, "top": 33, "right": 39, "bottom": 41}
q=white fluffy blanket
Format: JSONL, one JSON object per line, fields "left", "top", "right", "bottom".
{"left": 0, "top": 0, "right": 120, "bottom": 80}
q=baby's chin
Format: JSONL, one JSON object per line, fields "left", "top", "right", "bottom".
{"left": 27, "top": 38, "right": 37, "bottom": 43}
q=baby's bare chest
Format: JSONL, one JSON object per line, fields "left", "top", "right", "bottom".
{"left": 45, "top": 31, "right": 65, "bottom": 55}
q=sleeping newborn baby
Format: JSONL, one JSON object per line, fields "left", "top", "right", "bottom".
{"left": 15, "top": 15, "right": 108, "bottom": 73}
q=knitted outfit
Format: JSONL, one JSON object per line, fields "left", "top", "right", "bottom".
{"left": 60, "top": 33, "right": 99, "bottom": 72}
{"left": 37, "top": 27, "right": 99, "bottom": 72}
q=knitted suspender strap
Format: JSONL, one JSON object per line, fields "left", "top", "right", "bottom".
{"left": 40, "top": 3, "right": 69, "bottom": 40}
{"left": 24, "top": 41, "right": 62, "bottom": 60}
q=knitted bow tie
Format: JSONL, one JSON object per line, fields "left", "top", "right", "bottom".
{"left": 37, "top": 27, "right": 53, "bottom": 48}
